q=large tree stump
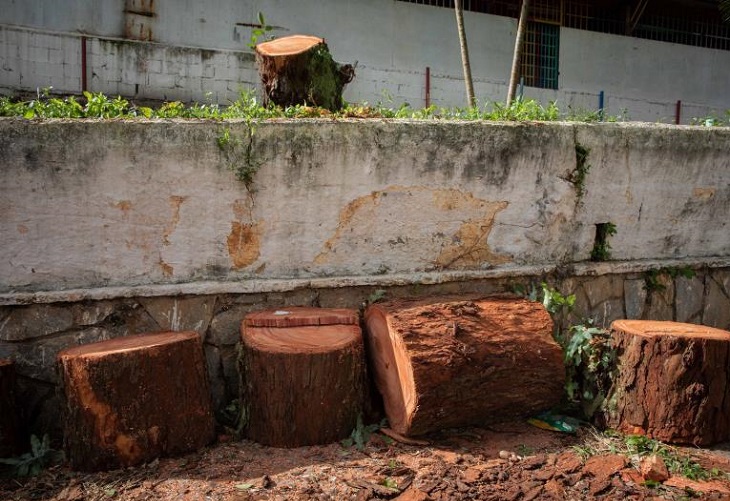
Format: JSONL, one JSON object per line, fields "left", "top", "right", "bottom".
{"left": 0, "top": 359, "right": 21, "bottom": 457}
{"left": 57, "top": 331, "right": 215, "bottom": 471}
{"left": 240, "top": 307, "right": 365, "bottom": 447}
{"left": 364, "top": 297, "right": 565, "bottom": 436}
{"left": 605, "top": 320, "right": 730, "bottom": 446}
{"left": 255, "top": 35, "right": 354, "bottom": 111}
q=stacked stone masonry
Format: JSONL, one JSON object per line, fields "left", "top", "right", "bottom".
{"left": 1, "top": 268, "right": 729, "bottom": 438}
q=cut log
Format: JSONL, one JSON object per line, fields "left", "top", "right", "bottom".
{"left": 255, "top": 35, "right": 354, "bottom": 111}
{"left": 57, "top": 331, "right": 215, "bottom": 471}
{"left": 364, "top": 297, "right": 565, "bottom": 436}
{"left": 604, "top": 320, "right": 730, "bottom": 446}
{"left": 0, "top": 359, "right": 21, "bottom": 457}
{"left": 240, "top": 307, "right": 365, "bottom": 447}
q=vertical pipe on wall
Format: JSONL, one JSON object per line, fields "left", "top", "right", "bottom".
{"left": 425, "top": 67, "right": 431, "bottom": 108}
{"left": 598, "top": 90, "right": 605, "bottom": 121}
{"left": 81, "top": 36, "right": 88, "bottom": 93}
{"left": 675, "top": 100, "right": 682, "bottom": 125}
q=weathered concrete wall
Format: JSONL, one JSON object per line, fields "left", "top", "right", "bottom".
{"left": 2, "top": 0, "right": 730, "bottom": 122}
{"left": 1, "top": 118, "right": 730, "bottom": 438}
{"left": 1, "top": 120, "right": 729, "bottom": 298}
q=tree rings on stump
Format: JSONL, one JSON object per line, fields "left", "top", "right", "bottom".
{"left": 240, "top": 307, "right": 365, "bottom": 447}
{"left": 57, "top": 331, "right": 215, "bottom": 471}
{"left": 0, "top": 359, "right": 21, "bottom": 457}
{"left": 255, "top": 34, "right": 354, "bottom": 111}
{"left": 364, "top": 297, "right": 565, "bottom": 436}
{"left": 605, "top": 320, "right": 730, "bottom": 446}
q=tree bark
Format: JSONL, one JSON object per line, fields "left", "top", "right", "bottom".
{"left": 454, "top": 0, "right": 476, "bottom": 107}
{"left": 255, "top": 35, "right": 354, "bottom": 111}
{"left": 364, "top": 297, "right": 565, "bottom": 436}
{"left": 507, "top": 0, "right": 530, "bottom": 105}
{"left": 0, "top": 359, "right": 21, "bottom": 457}
{"left": 57, "top": 331, "right": 215, "bottom": 471}
{"left": 240, "top": 307, "right": 365, "bottom": 447}
{"left": 604, "top": 320, "right": 730, "bottom": 446}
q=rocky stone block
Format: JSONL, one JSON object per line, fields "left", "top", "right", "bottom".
{"left": 624, "top": 279, "right": 647, "bottom": 319}
{"left": 0, "top": 305, "right": 74, "bottom": 342}
{"left": 675, "top": 274, "right": 705, "bottom": 323}
{"left": 703, "top": 278, "right": 730, "bottom": 329}
{"left": 139, "top": 296, "right": 215, "bottom": 335}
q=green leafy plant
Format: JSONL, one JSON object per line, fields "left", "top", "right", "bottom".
{"left": 571, "top": 144, "right": 591, "bottom": 201}
{"left": 590, "top": 222, "right": 617, "bottom": 262}
{"left": 644, "top": 266, "right": 696, "bottom": 292}
{"left": 366, "top": 289, "right": 387, "bottom": 305}
{"left": 0, "top": 434, "right": 64, "bottom": 477}
{"left": 216, "top": 123, "right": 263, "bottom": 190}
{"left": 560, "top": 324, "right": 616, "bottom": 419}
{"left": 341, "top": 416, "right": 383, "bottom": 451}
{"left": 248, "top": 12, "right": 273, "bottom": 49}
{"left": 576, "top": 430, "right": 721, "bottom": 482}
{"left": 540, "top": 282, "right": 576, "bottom": 316}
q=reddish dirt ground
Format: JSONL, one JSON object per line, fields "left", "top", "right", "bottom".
{"left": 3, "top": 422, "right": 730, "bottom": 500}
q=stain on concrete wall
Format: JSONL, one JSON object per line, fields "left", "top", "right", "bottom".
{"left": 315, "top": 186, "right": 510, "bottom": 272}
{"left": 227, "top": 198, "right": 263, "bottom": 269}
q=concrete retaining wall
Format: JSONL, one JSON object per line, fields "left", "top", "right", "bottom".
{"left": 1, "top": 118, "right": 729, "bottom": 436}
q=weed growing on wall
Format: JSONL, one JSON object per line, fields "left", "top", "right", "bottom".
{"left": 571, "top": 143, "right": 591, "bottom": 202}
{"left": 590, "top": 222, "right": 617, "bottom": 262}
{"left": 644, "top": 266, "right": 696, "bottom": 292}
{"left": 216, "top": 125, "right": 263, "bottom": 191}
{"left": 516, "top": 282, "right": 617, "bottom": 421}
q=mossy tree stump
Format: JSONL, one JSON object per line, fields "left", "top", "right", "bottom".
{"left": 240, "top": 307, "right": 365, "bottom": 447}
{"left": 255, "top": 35, "right": 354, "bottom": 111}
{"left": 0, "top": 359, "right": 21, "bottom": 457}
{"left": 57, "top": 331, "right": 215, "bottom": 471}
{"left": 605, "top": 320, "right": 730, "bottom": 446}
{"left": 364, "top": 297, "right": 565, "bottom": 436}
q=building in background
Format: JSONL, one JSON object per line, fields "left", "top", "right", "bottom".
{"left": 1, "top": 0, "right": 729, "bottom": 122}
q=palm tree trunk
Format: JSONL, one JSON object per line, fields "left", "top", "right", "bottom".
{"left": 507, "top": 0, "right": 530, "bottom": 105}
{"left": 454, "top": 0, "right": 476, "bottom": 107}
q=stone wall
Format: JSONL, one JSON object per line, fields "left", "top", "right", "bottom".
{"left": 2, "top": 265, "right": 729, "bottom": 438}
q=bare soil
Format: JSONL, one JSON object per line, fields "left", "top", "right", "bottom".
{"left": 4, "top": 422, "right": 730, "bottom": 500}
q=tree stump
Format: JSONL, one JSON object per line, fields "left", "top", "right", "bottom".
{"left": 240, "top": 307, "right": 365, "bottom": 447}
{"left": 57, "top": 331, "right": 215, "bottom": 471}
{"left": 255, "top": 35, "right": 355, "bottom": 111}
{"left": 605, "top": 320, "right": 730, "bottom": 446}
{"left": 0, "top": 359, "right": 21, "bottom": 457}
{"left": 364, "top": 297, "right": 565, "bottom": 436}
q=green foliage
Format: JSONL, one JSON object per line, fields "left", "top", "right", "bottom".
{"left": 0, "top": 434, "right": 64, "bottom": 477}
{"left": 559, "top": 324, "right": 616, "bottom": 419}
{"left": 341, "top": 416, "right": 383, "bottom": 451}
{"left": 366, "top": 289, "right": 387, "bottom": 306}
{"left": 690, "top": 110, "right": 730, "bottom": 127}
{"left": 216, "top": 398, "right": 246, "bottom": 438}
{"left": 1, "top": 88, "right": 714, "bottom": 126}
{"left": 572, "top": 144, "right": 591, "bottom": 201}
{"left": 644, "top": 266, "right": 696, "bottom": 292}
{"left": 590, "top": 222, "right": 617, "bottom": 262}
{"left": 540, "top": 282, "right": 576, "bottom": 316}
{"left": 579, "top": 431, "right": 719, "bottom": 482}
{"left": 247, "top": 12, "right": 273, "bottom": 49}
{"left": 216, "top": 123, "right": 262, "bottom": 190}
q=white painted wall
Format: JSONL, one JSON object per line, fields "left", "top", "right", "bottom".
{"left": 1, "top": 0, "right": 729, "bottom": 121}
